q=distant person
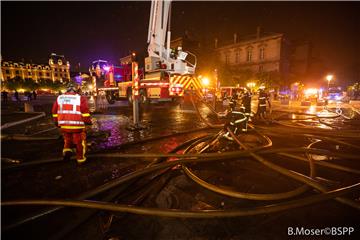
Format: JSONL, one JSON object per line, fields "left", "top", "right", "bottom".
{"left": 32, "top": 90, "right": 37, "bottom": 100}
{"left": 26, "top": 91, "right": 32, "bottom": 101}
{"left": 257, "top": 87, "right": 271, "bottom": 120}
{"left": 14, "top": 90, "right": 20, "bottom": 102}
{"left": 217, "top": 100, "right": 247, "bottom": 141}
{"left": 2, "top": 90, "right": 8, "bottom": 104}
{"left": 97, "top": 90, "right": 108, "bottom": 112}
{"left": 52, "top": 83, "right": 92, "bottom": 164}
{"left": 240, "top": 87, "right": 252, "bottom": 129}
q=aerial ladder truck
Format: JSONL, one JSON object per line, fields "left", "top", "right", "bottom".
{"left": 135, "top": 0, "right": 199, "bottom": 103}
{"left": 90, "top": 0, "right": 201, "bottom": 104}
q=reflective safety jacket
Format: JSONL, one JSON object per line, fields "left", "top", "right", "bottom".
{"left": 224, "top": 110, "right": 247, "bottom": 126}
{"left": 241, "top": 92, "right": 252, "bottom": 114}
{"left": 52, "top": 92, "right": 91, "bottom": 131}
{"left": 258, "top": 91, "right": 268, "bottom": 107}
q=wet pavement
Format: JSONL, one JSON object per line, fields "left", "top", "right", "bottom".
{"left": 1, "top": 96, "right": 360, "bottom": 239}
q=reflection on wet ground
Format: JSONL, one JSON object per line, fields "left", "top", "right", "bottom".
{"left": 89, "top": 103, "right": 208, "bottom": 151}
{"left": 2, "top": 98, "right": 360, "bottom": 240}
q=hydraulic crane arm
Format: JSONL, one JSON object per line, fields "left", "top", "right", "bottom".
{"left": 147, "top": 0, "right": 171, "bottom": 61}
{"left": 145, "top": 0, "right": 196, "bottom": 75}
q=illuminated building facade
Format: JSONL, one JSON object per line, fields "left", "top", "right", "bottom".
{"left": 214, "top": 28, "right": 292, "bottom": 88}
{"left": 1, "top": 53, "right": 70, "bottom": 83}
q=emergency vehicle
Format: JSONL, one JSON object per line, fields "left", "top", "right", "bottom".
{"left": 217, "top": 86, "right": 243, "bottom": 101}
{"left": 89, "top": 60, "right": 135, "bottom": 104}
{"left": 89, "top": 0, "right": 204, "bottom": 104}
{"left": 89, "top": 59, "right": 203, "bottom": 104}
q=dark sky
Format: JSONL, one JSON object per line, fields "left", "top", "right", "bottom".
{"left": 2, "top": 1, "right": 360, "bottom": 82}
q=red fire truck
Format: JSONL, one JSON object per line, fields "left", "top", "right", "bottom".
{"left": 89, "top": 0, "right": 205, "bottom": 104}
{"left": 89, "top": 59, "right": 191, "bottom": 104}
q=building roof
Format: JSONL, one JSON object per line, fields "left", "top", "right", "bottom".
{"left": 49, "top": 53, "right": 66, "bottom": 62}
{"left": 216, "top": 32, "right": 284, "bottom": 51}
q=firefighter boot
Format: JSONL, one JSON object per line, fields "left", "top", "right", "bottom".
{"left": 77, "top": 158, "right": 87, "bottom": 165}
{"left": 63, "top": 151, "right": 72, "bottom": 161}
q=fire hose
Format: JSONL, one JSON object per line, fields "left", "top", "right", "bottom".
{"left": 2, "top": 96, "right": 360, "bottom": 226}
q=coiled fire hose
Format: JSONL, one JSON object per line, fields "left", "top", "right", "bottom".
{"left": 2, "top": 96, "right": 360, "bottom": 222}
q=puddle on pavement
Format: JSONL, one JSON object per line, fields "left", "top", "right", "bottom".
{"left": 88, "top": 107, "right": 206, "bottom": 151}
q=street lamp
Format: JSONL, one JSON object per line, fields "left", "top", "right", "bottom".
{"left": 247, "top": 82, "right": 256, "bottom": 92}
{"left": 326, "top": 74, "right": 333, "bottom": 89}
{"left": 202, "top": 77, "right": 210, "bottom": 87}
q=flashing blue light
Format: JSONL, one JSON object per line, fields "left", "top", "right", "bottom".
{"left": 114, "top": 75, "right": 123, "bottom": 80}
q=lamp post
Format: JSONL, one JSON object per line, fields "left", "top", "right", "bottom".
{"left": 201, "top": 76, "right": 210, "bottom": 102}
{"left": 326, "top": 74, "right": 333, "bottom": 90}
{"left": 247, "top": 82, "right": 256, "bottom": 93}
{"left": 201, "top": 77, "right": 210, "bottom": 87}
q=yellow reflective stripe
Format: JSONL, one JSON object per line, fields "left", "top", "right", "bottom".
{"left": 82, "top": 113, "right": 90, "bottom": 117}
{"left": 63, "top": 148, "right": 73, "bottom": 153}
{"left": 77, "top": 158, "right": 86, "bottom": 163}
{"left": 60, "top": 126, "right": 85, "bottom": 129}
{"left": 52, "top": 114, "right": 58, "bottom": 117}
{"left": 81, "top": 139, "right": 86, "bottom": 161}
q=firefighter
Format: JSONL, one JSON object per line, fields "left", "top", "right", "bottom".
{"left": 218, "top": 99, "right": 247, "bottom": 141}
{"left": 240, "top": 87, "right": 252, "bottom": 131}
{"left": 52, "top": 83, "right": 92, "bottom": 164}
{"left": 257, "top": 86, "right": 271, "bottom": 120}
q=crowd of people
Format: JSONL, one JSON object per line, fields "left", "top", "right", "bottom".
{"left": 218, "top": 86, "right": 271, "bottom": 141}
{"left": 1, "top": 90, "right": 37, "bottom": 103}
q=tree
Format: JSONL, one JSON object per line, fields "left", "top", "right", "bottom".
{"left": 37, "top": 78, "right": 66, "bottom": 91}
{"left": 5, "top": 76, "right": 23, "bottom": 90}
{"left": 218, "top": 66, "right": 236, "bottom": 86}
{"left": 255, "top": 71, "right": 281, "bottom": 89}
{"left": 22, "top": 78, "right": 39, "bottom": 91}
{"left": 233, "top": 68, "right": 254, "bottom": 86}
{"left": 38, "top": 78, "right": 52, "bottom": 89}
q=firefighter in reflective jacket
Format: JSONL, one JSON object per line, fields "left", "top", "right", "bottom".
{"left": 52, "top": 83, "right": 92, "bottom": 164}
{"left": 218, "top": 99, "right": 247, "bottom": 141}
{"left": 257, "top": 87, "right": 270, "bottom": 120}
{"left": 240, "top": 88, "right": 252, "bottom": 131}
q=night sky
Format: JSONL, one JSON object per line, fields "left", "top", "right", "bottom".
{"left": 2, "top": 1, "right": 360, "bottom": 83}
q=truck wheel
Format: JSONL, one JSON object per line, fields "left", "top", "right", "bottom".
{"left": 140, "top": 90, "right": 149, "bottom": 105}
{"left": 171, "top": 97, "right": 182, "bottom": 105}
{"left": 127, "top": 91, "right": 133, "bottom": 105}
{"left": 106, "top": 93, "right": 116, "bottom": 104}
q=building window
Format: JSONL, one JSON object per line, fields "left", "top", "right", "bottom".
{"left": 28, "top": 72, "right": 32, "bottom": 76}
{"left": 235, "top": 51, "right": 240, "bottom": 64}
{"left": 7, "top": 76, "right": 10, "bottom": 80}
{"left": 247, "top": 49, "right": 253, "bottom": 62}
{"left": 39, "top": 72, "right": 43, "bottom": 76}
{"left": 5, "top": 70, "right": 10, "bottom": 74}
{"left": 260, "top": 47, "right": 265, "bottom": 60}
{"left": 15, "top": 70, "right": 20, "bottom": 75}
{"left": 259, "top": 65, "right": 264, "bottom": 72}
{"left": 225, "top": 53, "right": 229, "bottom": 65}
{"left": 55, "top": 73, "right": 58, "bottom": 77}
{"left": 46, "top": 73, "right": 50, "bottom": 77}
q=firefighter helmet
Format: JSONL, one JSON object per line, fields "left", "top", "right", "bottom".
{"left": 66, "top": 82, "right": 78, "bottom": 92}
{"left": 229, "top": 100, "right": 236, "bottom": 110}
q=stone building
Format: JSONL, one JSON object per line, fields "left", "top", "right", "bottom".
{"left": 214, "top": 28, "right": 292, "bottom": 88}
{"left": 1, "top": 53, "right": 70, "bottom": 83}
